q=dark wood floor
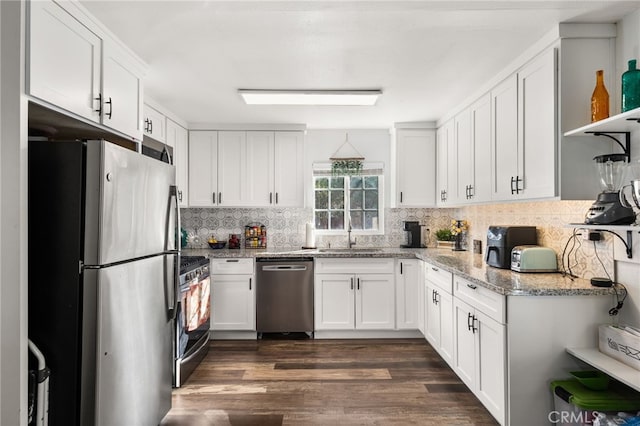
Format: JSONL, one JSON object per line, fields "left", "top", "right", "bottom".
{"left": 161, "top": 337, "right": 499, "bottom": 425}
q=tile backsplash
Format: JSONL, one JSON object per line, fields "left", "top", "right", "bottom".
{"left": 182, "top": 200, "right": 613, "bottom": 279}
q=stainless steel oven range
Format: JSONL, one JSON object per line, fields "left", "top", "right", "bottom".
{"left": 174, "top": 256, "right": 210, "bottom": 387}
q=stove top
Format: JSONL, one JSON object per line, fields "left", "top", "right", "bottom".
{"left": 180, "top": 255, "right": 208, "bottom": 273}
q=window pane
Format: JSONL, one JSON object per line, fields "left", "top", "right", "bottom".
{"left": 315, "top": 211, "right": 328, "bottom": 230}
{"left": 330, "top": 211, "right": 344, "bottom": 230}
{"left": 365, "top": 211, "right": 379, "bottom": 230}
{"left": 350, "top": 190, "right": 363, "bottom": 209}
{"left": 350, "top": 211, "right": 363, "bottom": 229}
{"left": 315, "top": 177, "right": 329, "bottom": 189}
{"left": 350, "top": 176, "right": 363, "bottom": 189}
{"left": 364, "top": 190, "right": 378, "bottom": 209}
{"left": 330, "top": 177, "right": 344, "bottom": 188}
{"left": 330, "top": 190, "right": 344, "bottom": 209}
{"left": 364, "top": 176, "right": 378, "bottom": 189}
{"left": 315, "top": 190, "right": 328, "bottom": 209}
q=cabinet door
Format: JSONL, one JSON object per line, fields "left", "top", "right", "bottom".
{"left": 519, "top": 48, "right": 557, "bottom": 200}
{"left": 217, "top": 131, "right": 246, "bottom": 206}
{"left": 491, "top": 74, "right": 519, "bottom": 200}
{"left": 211, "top": 274, "right": 255, "bottom": 330}
{"left": 246, "top": 131, "right": 274, "bottom": 206}
{"left": 455, "top": 108, "right": 472, "bottom": 204}
{"left": 396, "top": 129, "right": 436, "bottom": 207}
{"left": 188, "top": 131, "right": 218, "bottom": 207}
{"left": 102, "top": 38, "right": 144, "bottom": 140}
{"left": 396, "top": 260, "right": 421, "bottom": 330}
{"left": 471, "top": 93, "right": 492, "bottom": 203}
{"left": 475, "top": 310, "right": 506, "bottom": 425}
{"left": 168, "top": 120, "right": 189, "bottom": 207}
{"left": 424, "top": 282, "right": 441, "bottom": 347}
{"left": 314, "top": 274, "right": 355, "bottom": 330}
{"left": 436, "top": 123, "right": 450, "bottom": 206}
{"left": 356, "top": 274, "right": 395, "bottom": 330}
{"left": 274, "top": 131, "right": 304, "bottom": 207}
{"left": 452, "top": 297, "right": 476, "bottom": 389}
{"left": 143, "top": 104, "right": 166, "bottom": 144}
{"left": 438, "top": 289, "right": 455, "bottom": 366}
{"left": 28, "top": 0, "right": 101, "bottom": 122}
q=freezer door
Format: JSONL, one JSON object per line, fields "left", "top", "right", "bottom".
{"left": 94, "top": 255, "right": 173, "bottom": 426}
{"left": 85, "top": 140, "right": 177, "bottom": 266}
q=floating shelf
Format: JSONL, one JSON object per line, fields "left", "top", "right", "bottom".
{"left": 564, "top": 107, "right": 640, "bottom": 136}
{"left": 566, "top": 347, "right": 640, "bottom": 392}
{"left": 566, "top": 223, "right": 639, "bottom": 258}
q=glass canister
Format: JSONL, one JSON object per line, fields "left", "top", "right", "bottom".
{"left": 622, "top": 59, "right": 640, "bottom": 112}
{"left": 591, "top": 70, "right": 609, "bottom": 122}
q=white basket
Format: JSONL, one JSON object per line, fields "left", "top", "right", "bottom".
{"left": 598, "top": 324, "right": 640, "bottom": 371}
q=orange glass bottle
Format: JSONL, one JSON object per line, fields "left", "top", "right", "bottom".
{"left": 591, "top": 69, "right": 609, "bottom": 122}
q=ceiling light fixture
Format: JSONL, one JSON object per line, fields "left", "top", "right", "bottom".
{"left": 238, "top": 89, "right": 382, "bottom": 106}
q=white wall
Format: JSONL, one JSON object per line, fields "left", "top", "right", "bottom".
{"left": 1, "top": 1, "right": 27, "bottom": 425}
{"left": 303, "top": 129, "right": 392, "bottom": 208}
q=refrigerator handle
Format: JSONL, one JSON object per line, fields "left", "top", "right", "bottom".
{"left": 165, "top": 185, "right": 180, "bottom": 321}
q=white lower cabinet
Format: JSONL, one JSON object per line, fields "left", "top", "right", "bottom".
{"left": 314, "top": 259, "right": 395, "bottom": 331}
{"left": 395, "top": 259, "right": 422, "bottom": 330}
{"left": 452, "top": 276, "right": 506, "bottom": 425}
{"left": 210, "top": 259, "right": 255, "bottom": 331}
{"left": 424, "top": 263, "right": 454, "bottom": 366}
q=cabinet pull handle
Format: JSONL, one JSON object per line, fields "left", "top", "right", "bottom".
{"left": 350, "top": 277, "right": 354, "bottom": 290}
{"left": 510, "top": 176, "right": 516, "bottom": 194}
{"left": 432, "top": 290, "right": 436, "bottom": 304}
{"left": 94, "top": 93, "right": 102, "bottom": 115}
{"left": 249, "top": 278, "right": 252, "bottom": 290}
{"left": 443, "top": 190, "right": 447, "bottom": 201}
{"left": 400, "top": 191, "right": 403, "bottom": 203}
{"left": 270, "top": 192, "right": 273, "bottom": 204}
{"left": 218, "top": 192, "right": 222, "bottom": 204}
{"left": 105, "top": 97, "right": 113, "bottom": 119}
{"left": 213, "top": 192, "right": 216, "bottom": 204}
{"left": 469, "top": 185, "right": 474, "bottom": 198}
{"left": 226, "top": 259, "right": 239, "bottom": 262}
{"left": 472, "top": 315, "right": 478, "bottom": 334}
{"left": 357, "top": 278, "right": 360, "bottom": 290}
{"left": 516, "top": 176, "right": 523, "bottom": 194}
{"left": 434, "top": 290, "right": 439, "bottom": 305}
{"left": 149, "top": 119, "right": 153, "bottom": 134}
{"left": 431, "top": 267, "right": 438, "bottom": 272}
{"left": 276, "top": 193, "right": 279, "bottom": 204}
{"left": 400, "top": 262, "right": 403, "bottom": 275}
{"left": 144, "top": 118, "right": 149, "bottom": 132}
{"left": 466, "top": 282, "right": 477, "bottom": 290}
{"left": 467, "top": 312, "right": 473, "bottom": 331}
{"left": 178, "top": 190, "right": 183, "bottom": 202}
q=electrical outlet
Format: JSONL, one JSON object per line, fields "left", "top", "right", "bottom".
{"left": 473, "top": 239, "right": 482, "bottom": 254}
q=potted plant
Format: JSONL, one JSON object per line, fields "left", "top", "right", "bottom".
{"left": 435, "top": 228, "right": 454, "bottom": 248}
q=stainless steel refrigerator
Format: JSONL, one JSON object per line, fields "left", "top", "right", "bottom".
{"left": 28, "top": 139, "right": 179, "bottom": 426}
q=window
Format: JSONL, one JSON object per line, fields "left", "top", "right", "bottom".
{"left": 314, "top": 175, "right": 383, "bottom": 233}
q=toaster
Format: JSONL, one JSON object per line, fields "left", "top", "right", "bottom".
{"left": 510, "top": 245, "right": 557, "bottom": 273}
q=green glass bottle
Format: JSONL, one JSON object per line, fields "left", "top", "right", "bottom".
{"left": 622, "top": 59, "right": 640, "bottom": 112}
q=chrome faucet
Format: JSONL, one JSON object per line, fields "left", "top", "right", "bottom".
{"left": 347, "top": 221, "right": 356, "bottom": 248}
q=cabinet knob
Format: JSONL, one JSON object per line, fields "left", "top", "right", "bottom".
{"left": 466, "top": 282, "right": 477, "bottom": 290}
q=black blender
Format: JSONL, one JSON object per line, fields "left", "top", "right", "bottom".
{"left": 585, "top": 154, "right": 635, "bottom": 225}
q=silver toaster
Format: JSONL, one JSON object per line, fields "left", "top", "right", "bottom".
{"left": 510, "top": 245, "right": 557, "bottom": 273}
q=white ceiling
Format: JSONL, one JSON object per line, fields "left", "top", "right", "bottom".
{"left": 81, "top": 1, "right": 640, "bottom": 129}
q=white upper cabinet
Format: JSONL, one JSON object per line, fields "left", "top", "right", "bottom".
{"left": 217, "top": 131, "right": 249, "bottom": 206}
{"left": 470, "top": 94, "right": 492, "bottom": 203}
{"left": 28, "top": 0, "right": 101, "bottom": 122}
{"left": 274, "top": 132, "right": 304, "bottom": 207}
{"left": 491, "top": 74, "right": 519, "bottom": 200}
{"left": 28, "top": 0, "right": 146, "bottom": 141}
{"left": 166, "top": 119, "right": 189, "bottom": 207}
{"left": 188, "top": 131, "right": 218, "bottom": 207}
{"left": 436, "top": 122, "right": 450, "bottom": 206}
{"left": 394, "top": 128, "right": 437, "bottom": 207}
{"left": 143, "top": 104, "right": 167, "bottom": 144}
{"left": 244, "top": 131, "right": 275, "bottom": 207}
{"left": 454, "top": 108, "right": 472, "bottom": 204}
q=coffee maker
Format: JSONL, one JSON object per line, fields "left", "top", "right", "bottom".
{"left": 401, "top": 221, "right": 423, "bottom": 248}
{"left": 486, "top": 226, "right": 537, "bottom": 269}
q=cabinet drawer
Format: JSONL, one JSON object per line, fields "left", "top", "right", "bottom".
{"left": 315, "top": 258, "right": 395, "bottom": 274}
{"left": 210, "top": 258, "right": 254, "bottom": 274}
{"left": 424, "top": 262, "right": 453, "bottom": 294}
{"left": 454, "top": 276, "right": 505, "bottom": 324}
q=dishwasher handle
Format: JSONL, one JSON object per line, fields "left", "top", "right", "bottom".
{"left": 261, "top": 265, "right": 308, "bottom": 272}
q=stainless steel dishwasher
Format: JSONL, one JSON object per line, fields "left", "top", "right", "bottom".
{"left": 256, "top": 257, "right": 314, "bottom": 336}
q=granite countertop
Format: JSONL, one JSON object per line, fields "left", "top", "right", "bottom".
{"left": 182, "top": 247, "right": 617, "bottom": 297}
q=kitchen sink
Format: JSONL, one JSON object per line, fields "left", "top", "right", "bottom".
{"left": 317, "top": 248, "right": 384, "bottom": 253}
